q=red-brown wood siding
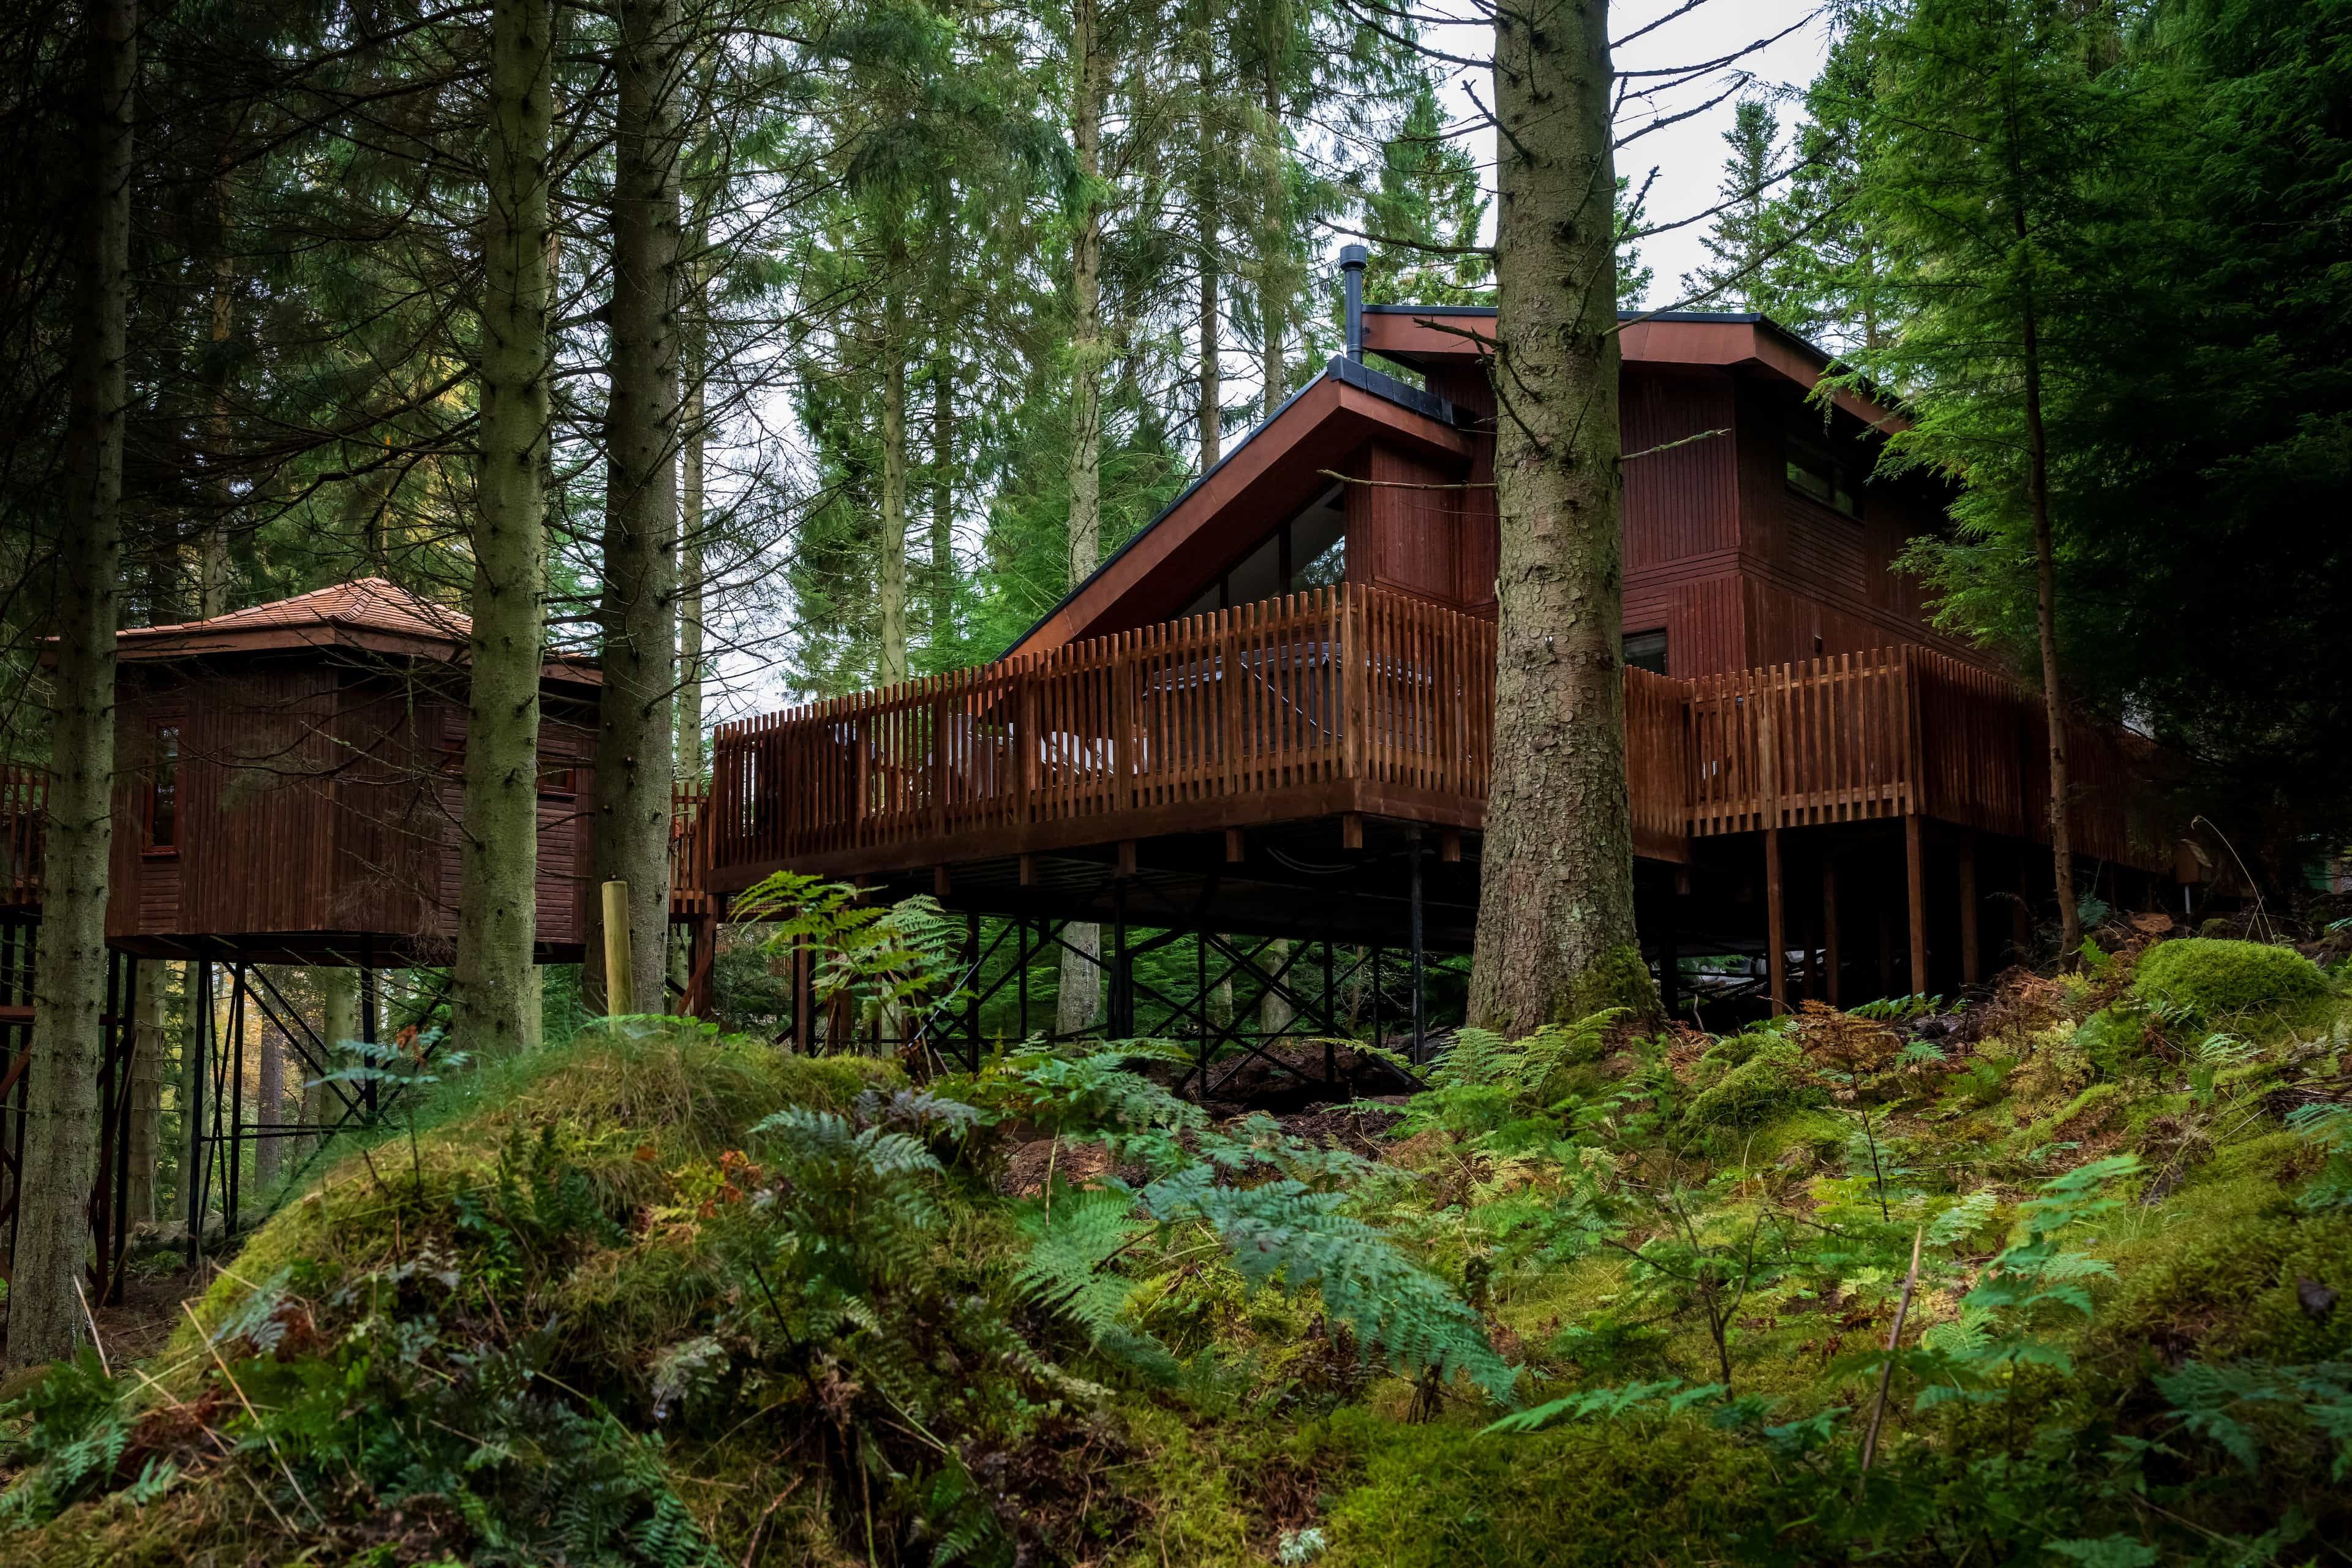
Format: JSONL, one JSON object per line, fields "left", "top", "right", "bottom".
{"left": 1347, "top": 442, "right": 1463, "bottom": 604}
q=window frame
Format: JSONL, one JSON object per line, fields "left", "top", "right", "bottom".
{"left": 143, "top": 722, "right": 181, "bottom": 857}
{"left": 1784, "top": 428, "right": 1864, "bottom": 520}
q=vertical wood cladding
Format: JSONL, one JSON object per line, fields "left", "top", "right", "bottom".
{"left": 107, "top": 655, "right": 598, "bottom": 957}
{"left": 1347, "top": 442, "right": 1463, "bottom": 605}
{"left": 1326, "top": 355, "right": 1981, "bottom": 683}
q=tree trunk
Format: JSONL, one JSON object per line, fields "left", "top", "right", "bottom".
{"left": 878, "top": 287, "right": 910, "bottom": 684}
{"left": 929, "top": 221, "right": 956, "bottom": 649}
{"left": 1466, "top": 0, "right": 1657, "bottom": 1036}
{"left": 255, "top": 1017, "right": 283, "bottom": 1188}
{"left": 453, "top": 0, "right": 554, "bottom": 1057}
{"left": 315, "top": 966, "right": 356, "bottom": 1153}
{"left": 589, "top": 0, "right": 684, "bottom": 1019}
{"left": 1257, "top": 51, "right": 1283, "bottom": 420}
{"left": 1059, "top": 0, "right": 1107, "bottom": 1027}
{"left": 196, "top": 169, "right": 234, "bottom": 616}
{"left": 1195, "top": 42, "right": 1222, "bottom": 468}
{"left": 1056, "top": 922, "right": 1101, "bottom": 1036}
{"left": 9, "top": 0, "right": 135, "bottom": 1370}
{"left": 2018, "top": 281, "right": 2079, "bottom": 959}
{"left": 180, "top": 962, "right": 205, "bottom": 1234}
{"left": 676, "top": 252, "right": 707, "bottom": 781}
{"left": 126, "top": 959, "right": 164, "bottom": 1221}
{"left": 1257, "top": 939, "right": 1294, "bottom": 1035}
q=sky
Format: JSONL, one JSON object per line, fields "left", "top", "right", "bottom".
{"left": 1419, "top": 0, "right": 1836, "bottom": 309}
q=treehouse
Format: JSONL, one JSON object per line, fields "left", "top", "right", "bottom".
{"left": 0, "top": 578, "right": 714, "bottom": 1281}
{"left": 104, "top": 578, "right": 603, "bottom": 967}
{"left": 703, "top": 254, "right": 2191, "bottom": 1057}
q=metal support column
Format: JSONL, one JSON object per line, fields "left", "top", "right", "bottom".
{"left": 1409, "top": 827, "right": 1426, "bottom": 1063}
{"left": 185, "top": 959, "right": 209, "bottom": 1269}
{"left": 1111, "top": 880, "right": 1132, "bottom": 1037}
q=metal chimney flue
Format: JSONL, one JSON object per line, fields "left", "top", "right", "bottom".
{"left": 1340, "top": 244, "right": 1368, "bottom": 361}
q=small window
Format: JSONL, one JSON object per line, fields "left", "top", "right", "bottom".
{"left": 538, "top": 760, "right": 578, "bottom": 797}
{"left": 146, "top": 726, "right": 179, "bottom": 853}
{"left": 1786, "top": 431, "right": 1862, "bottom": 518}
{"left": 1623, "top": 629, "right": 1669, "bottom": 676}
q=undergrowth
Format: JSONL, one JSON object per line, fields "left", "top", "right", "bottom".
{"left": 1, "top": 907, "right": 2347, "bottom": 1566}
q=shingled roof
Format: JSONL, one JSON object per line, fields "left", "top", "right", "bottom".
{"left": 115, "top": 578, "right": 596, "bottom": 682}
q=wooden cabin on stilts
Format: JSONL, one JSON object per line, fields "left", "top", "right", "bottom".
{"left": 698, "top": 259, "right": 2198, "bottom": 1088}
{"left": 1, "top": 578, "right": 720, "bottom": 1295}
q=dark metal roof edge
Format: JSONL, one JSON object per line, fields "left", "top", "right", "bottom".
{"left": 1000, "top": 356, "right": 1461, "bottom": 660}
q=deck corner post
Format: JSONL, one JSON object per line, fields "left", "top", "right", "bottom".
{"left": 1822, "top": 854, "right": 1842, "bottom": 1008}
{"left": 1958, "top": 832, "right": 1981, "bottom": 988}
{"left": 1904, "top": 813, "right": 1928, "bottom": 997}
{"left": 1765, "top": 826, "right": 1787, "bottom": 1015}
{"left": 185, "top": 957, "right": 209, "bottom": 1270}
{"left": 1408, "top": 826, "right": 1425, "bottom": 1064}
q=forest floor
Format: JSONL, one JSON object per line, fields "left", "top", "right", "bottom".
{"left": 1, "top": 901, "right": 2349, "bottom": 1567}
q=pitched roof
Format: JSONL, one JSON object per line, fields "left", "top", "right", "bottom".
{"left": 113, "top": 578, "right": 599, "bottom": 685}
{"left": 116, "top": 578, "right": 473, "bottom": 661}
{"left": 1004, "top": 311, "right": 1905, "bottom": 660}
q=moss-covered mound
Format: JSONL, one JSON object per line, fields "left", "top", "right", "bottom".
{"left": 4, "top": 930, "right": 2350, "bottom": 1568}
{"left": 2133, "top": 936, "right": 2331, "bottom": 1016}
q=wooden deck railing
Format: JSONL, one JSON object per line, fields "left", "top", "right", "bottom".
{"left": 709, "top": 589, "right": 2176, "bottom": 883}
{"left": 1, "top": 765, "right": 43, "bottom": 910}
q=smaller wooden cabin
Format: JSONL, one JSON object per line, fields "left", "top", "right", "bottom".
{"left": 106, "top": 579, "right": 599, "bottom": 965}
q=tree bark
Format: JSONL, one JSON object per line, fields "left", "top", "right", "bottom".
{"left": 315, "top": 966, "right": 356, "bottom": 1153}
{"left": 10, "top": 0, "right": 135, "bottom": 1368}
{"left": 1257, "top": 48, "right": 1284, "bottom": 420}
{"left": 196, "top": 168, "right": 234, "bottom": 616}
{"left": 255, "top": 1016, "right": 283, "bottom": 1188}
{"left": 589, "top": 0, "right": 684, "bottom": 1018}
{"left": 676, "top": 251, "right": 707, "bottom": 782}
{"left": 126, "top": 959, "right": 164, "bottom": 1221}
{"left": 1257, "top": 939, "right": 1293, "bottom": 1035}
{"left": 1466, "top": 0, "right": 1658, "bottom": 1036}
{"left": 878, "top": 287, "right": 910, "bottom": 684}
{"left": 2018, "top": 278, "right": 2079, "bottom": 959}
{"left": 1059, "top": 0, "right": 1107, "bottom": 1029}
{"left": 453, "top": 0, "right": 554, "bottom": 1057}
{"left": 929, "top": 218, "right": 956, "bottom": 647}
{"left": 1195, "top": 38, "right": 1221, "bottom": 468}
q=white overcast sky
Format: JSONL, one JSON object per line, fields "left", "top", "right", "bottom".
{"left": 1413, "top": 0, "right": 1836, "bottom": 309}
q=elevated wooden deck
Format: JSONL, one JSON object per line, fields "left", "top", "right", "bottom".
{"left": 704, "top": 584, "right": 2175, "bottom": 898}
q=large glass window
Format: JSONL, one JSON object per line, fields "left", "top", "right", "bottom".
{"left": 146, "top": 725, "right": 179, "bottom": 852}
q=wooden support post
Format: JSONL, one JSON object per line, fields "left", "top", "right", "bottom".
{"left": 1904, "top": 815, "right": 1928, "bottom": 997}
{"left": 2013, "top": 854, "right": 2033, "bottom": 960}
{"left": 1765, "top": 827, "right": 1787, "bottom": 1015}
{"left": 1224, "top": 828, "right": 1245, "bottom": 863}
{"left": 961, "top": 912, "right": 981, "bottom": 1069}
{"left": 1958, "top": 834, "right": 1980, "bottom": 988}
{"left": 1408, "top": 827, "right": 1426, "bottom": 1063}
{"left": 1017, "top": 853, "right": 1036, "bottom": 887}
{"left": 1659, "top": 887, "right": 1680, "bottom": 1021}
{"left": 601, "top": 880, "right": 633, "bottom": 1015}
{"left": 1877, "top": 905, "right": 1896, "bottom": 1000}
{"left": 1115, "top": 839, "right": 1138, "bottom": 878}
{"left": 1340, "top": 812, "right": 1364, "bottom": 850}
{"left": 791, "top": 935, "right": 814, "bottom": 1054}
{"left": 933, "top": 864, "right": 951, "bottom": 900}
{"left": 1017, "top": 921, "right": 1030, "bottom": 1039}
{"left": 184, "top": 959, "right": 209, "bottom": 1270}
{"left": 1112, "top": 880, "right": 1132, "bottom": 1036}
{"left": 1439, "top": 829, "right": 1461, "bottom": 863}
{"left": 1802, "top": 911, "right": 1819, "bottom": 1003}
{"left": 1822, "top": 856, "right": 1842, "bottom": 1009}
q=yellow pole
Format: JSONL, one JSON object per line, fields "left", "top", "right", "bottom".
{"left": 601, "top": 880, "right": 633, "bottom": 1015}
